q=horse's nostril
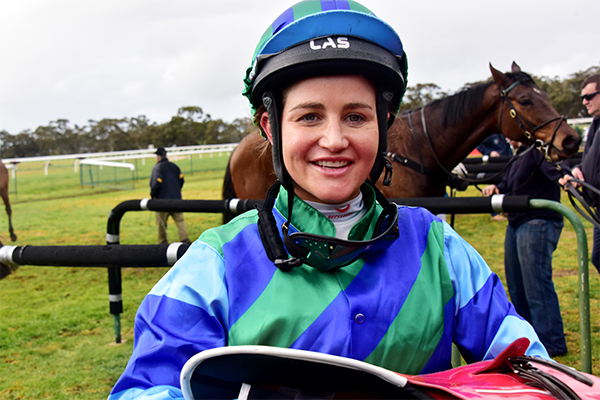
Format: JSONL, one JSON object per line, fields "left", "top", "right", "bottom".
{"left": 562, "top": 136, "right": 581, "bottom": 152}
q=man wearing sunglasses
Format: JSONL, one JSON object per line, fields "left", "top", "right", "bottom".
{"left": 560, "top": 73, "right": 600, "bottom": 274}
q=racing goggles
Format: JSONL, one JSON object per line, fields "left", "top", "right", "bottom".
{"left": 282, "top": 202, "right": 400, "bottom": 271}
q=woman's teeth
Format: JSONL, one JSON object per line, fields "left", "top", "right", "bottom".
{"left": 315, "top": 160, "right": 349, "bottom": 168}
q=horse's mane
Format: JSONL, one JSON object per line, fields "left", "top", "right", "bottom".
{"left": 417, "top": 71, "right": 535, "bottom": 129}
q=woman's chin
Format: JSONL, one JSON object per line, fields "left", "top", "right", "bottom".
{"left": 295, "top": 187, "right": 360, "bottom": 205}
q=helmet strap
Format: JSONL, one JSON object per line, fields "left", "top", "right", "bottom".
{"left": 263, "top": 91, "right": 289, "bottom": 186}
{"left": 370, "top": 86, "right": 395, "bottom": 186}
{"left": 262, "top": 90, "right": 298, "bottom": 220}
{"left": 256, "top": 182, "right": 303, "bottom": 271}
{"left": 259, "top": 90, "right": 302, "bottom": 271}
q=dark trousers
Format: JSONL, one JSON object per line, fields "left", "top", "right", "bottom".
{"left": 504, "top": 219, "right": 567, "bottom": 356}
{"left": 592, "top": 226, "right": 600, "bottom": 274}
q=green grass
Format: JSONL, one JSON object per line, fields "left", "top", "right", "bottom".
{"left": 1, "top": 168, "right": 599, "bottom": 399}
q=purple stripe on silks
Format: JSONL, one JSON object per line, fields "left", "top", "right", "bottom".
{"left": 223, "top": 223, "right": 278, "bottom": 327}
{"left": 288, "top": 286, "right": 353, "bottom": 356}
{"left": 111, "top": 294, "right": 226, "bottom": 395}
{"left": 344, "top": 254, "right": 421, "bottom": 360}
{"left": 453, "top": 273, "right": 512, "bottom": 363}
{"left": 419, "top": 299, "right": 455, "bottom": 374}
{"left": 320, "top": 0, "right": 351, "bottom": 11}
{"left": 346, "top": 210, "right": 436, "bottom": 361}
{"left": 290, "top": 208, "right": 435, "bottom": 360}
{"left": 285, "top": 251, "right": 411, "bottom": 357}
{"left": 271, "top": 6, "right": 295, "bottom": 35}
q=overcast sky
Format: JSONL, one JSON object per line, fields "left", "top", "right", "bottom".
{"left": 1, "top": 0, "right": 598, "bottom": 134}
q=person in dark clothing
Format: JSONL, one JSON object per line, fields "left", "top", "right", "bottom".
{"left": 150, "top": 147, "right": 190, "bottom": 244}
{"left": 476, "top": 133, "right": 513, "bottom": 220}
{"left": 476, "top": 133, "right": 512, "bottom": 158}
{"left": 560, "top": 73, "right": 600, "bottom": 274}
{"left": 482, "top": 141, "right": 571, "bottom": 357}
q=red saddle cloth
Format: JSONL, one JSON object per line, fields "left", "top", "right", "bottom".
{"left": 407, "top": 338, "right": 599, "bottom": 399}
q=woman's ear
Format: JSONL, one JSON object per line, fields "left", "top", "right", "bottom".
{"left": 260, "top": 112, "right": 273, "bottom": 144}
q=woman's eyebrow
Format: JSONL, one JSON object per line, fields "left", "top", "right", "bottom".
{"left": 288, "top": 102, "right": 324, "bottom": 112}
{"left": 288, "top": 102, "right": 373, "bottom": 112}
{"left": 343, "top": 102, "right": 373, "bottom": 110}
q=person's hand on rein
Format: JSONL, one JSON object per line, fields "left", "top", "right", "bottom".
{"left": 558, "top": 167, "right": 584, "bottom": 189}
{"left": 481, "top": 184, "right": 499, "bottom": 197}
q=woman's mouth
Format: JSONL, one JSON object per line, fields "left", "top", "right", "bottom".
{"left": 314, "top": 160, "right": 350, "bottom": 169}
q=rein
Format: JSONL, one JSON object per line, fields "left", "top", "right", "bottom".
{"left": 385, "top": 152, "right": 444, "bottom": 181}
{"left": 384, "top": 111, "right": 445, "bottom": 182}
{"left": 407, "top": 112, "right": 427, "bottom": 174}
{"left": 386, "top": 111, "right": 444, "bottom": 181}
{"left": 388, "top": 106, "right": 519, "bottom": 185}
{"left": 563, "top": 179, "right": 600, "bottom": 229}
{"left": 417, "top": 105, "right": 534, "bottom": 186}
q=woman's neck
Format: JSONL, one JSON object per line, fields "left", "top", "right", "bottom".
{"left": 305, "top": 193, "right": 366, "bottom": 239}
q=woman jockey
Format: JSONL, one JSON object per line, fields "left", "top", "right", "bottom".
{"left": 109, "top": 1, "right": 548, "bottom": 399}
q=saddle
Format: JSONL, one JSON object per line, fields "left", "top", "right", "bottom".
{"left": 180, "top": 338, "right": 599, "bottom": 399}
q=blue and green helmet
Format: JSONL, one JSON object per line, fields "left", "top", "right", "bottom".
{"left": 243, "top": 0, "right": 408, "bottom": 114}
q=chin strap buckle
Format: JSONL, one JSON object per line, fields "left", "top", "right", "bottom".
{"left": 382, "top": 155, "right": 393, "bottom": 186}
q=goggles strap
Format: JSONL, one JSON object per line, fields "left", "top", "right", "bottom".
{"left": 256, "top": 182, "right": 302, "bottom": 271}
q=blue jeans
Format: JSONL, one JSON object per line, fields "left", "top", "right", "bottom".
{"left": 504, "top": 219, "right": 567, "bottom": 355}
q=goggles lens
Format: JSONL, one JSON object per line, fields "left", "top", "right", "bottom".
{"left": 284, "top": 204, "right": 399, "bottom": 271}
{"left": 581, "top": 91, "right": 600, "bottom": 101}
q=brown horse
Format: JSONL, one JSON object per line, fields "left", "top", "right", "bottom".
{"left": 0, "top": 161, "right": 17, "bottom": 242}
{"left": 222, "top": 63, "right": 581, "bottom": 221}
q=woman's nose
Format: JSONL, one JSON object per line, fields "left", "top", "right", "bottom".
{"left": 319, "top": 121, "right": 347, "bottom": 151}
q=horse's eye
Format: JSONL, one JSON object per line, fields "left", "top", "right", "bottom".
{"left": 518, "top": 98, "right": 532, "bottom": 106}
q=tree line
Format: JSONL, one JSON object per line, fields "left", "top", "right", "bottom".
{"left": 1, "top": 65, "right": 597, "bottom": 159}
{"left": 0, "top": 107, "right": 254, "bottom": 158}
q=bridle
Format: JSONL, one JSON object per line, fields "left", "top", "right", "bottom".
{"left": 387, "top": 79, "right": 569, "bottom": 185}
{"left": 498, "top": 80, "right": 567, "bottom": 163}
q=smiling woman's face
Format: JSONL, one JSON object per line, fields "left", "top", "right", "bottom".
{"left": 261, "top": 75, "right": 379, "bottom": 204}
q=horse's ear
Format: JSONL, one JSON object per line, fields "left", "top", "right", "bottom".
{"left": 490, "top": 63, "right": 511, "bottom": 87}
{"left": 511, "top": 62, "right": 521, "bottom": 73}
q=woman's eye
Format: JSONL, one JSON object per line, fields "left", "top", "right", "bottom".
{"left": 300, "top": 113, "right": 318, "bottom": 122}
{"left": 347, "top": 114, "right": 365, "bottom": 124}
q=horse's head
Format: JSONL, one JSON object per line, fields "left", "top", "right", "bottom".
{"left": 490, "top": 62, "right": 581, "bottom": 162}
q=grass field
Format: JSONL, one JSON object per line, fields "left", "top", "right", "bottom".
{"left": 1, "top": 155, "right": 598, "bottom": 399}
